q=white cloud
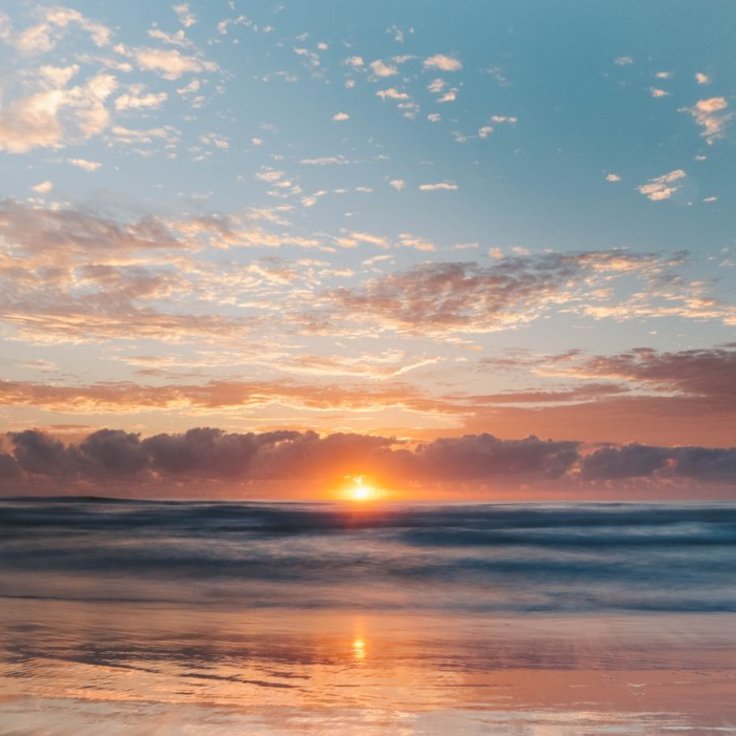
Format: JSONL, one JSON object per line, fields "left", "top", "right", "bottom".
{"left": 67, "top": 158, "right": 101, "bottom": 172}
{"left": 428, "top": 78, "right": 445, "bottom": 94}
{"left": 128, "top": 47, "right": 217, "bottom": 79}
{"left": 614, "top": 56, "right": 634, "bottom": 66}
{"left": 478, "top": 125, "right": 493, "bottom": 138}
{"left": 115, "top": 90, "right": 167, "bottom": 110}
{"left": 45, "top": 7, "right": 110, "bottom": 46}
{"left": 681, "top": 97, "right": 732, "bottom": 144}
{"left": 200, "top": 132, "right": 229, "bottom": 149}
{"left": 344, "top": 56, "right": 364, "bottom": 68}
{"left": 695, "top": 72, "right": 710, "bottom": 85}
{"left": 427, "top": 113, "right": 441, "bottom": 123}
{"left": 0, "top": 72, "right": 116, "bottom": 153}
{"left": 11, "top": 7, "right": 111, "bottom": 53}
{"left": 39, "top": 64, "right": 80, "bottom": 86}
{"left": 490, "top": 115, "right": 517, "bottom": 125}
{"left": 111, "top": 125, "right": 175, "bottom": 145}
{"left": 637, "top": 169, "right": 686, "bottom": 201}
{"left": 437, "top": 89, "right": 458, "bottom": 103}
{"left": 389, "top": 179, "right": 406, "bottom": 191}
{"left": 332, "top": 112, "right": 350, "bottom": 121}
{"left": 376, "top": 88, "right": 409, "bottom": 101}
{"left": 419, "top": 181, "right": 458, "bottom": 192}
{"left": 606, "top": 173, "right": 621, "bottom": 182}
{"left": 31, "top": 180, "right": 53, "bottom": 193}
{"left": 423, "top": 54, "right": 462, "bottom": 71}
{"left": 173, "top": 3, "right": 197, "bottom": 28}
{"left": 369, "top": 59, "right": 397, "bottom": 77}
{"left": 300, "top": 156, "right": 349, "bottom": 165}
{"left": 398, "top": 233, "right": 435, "bottom": 252}
{"left": 649, "top": 87, "right": 670, "bottom": 98}
{"left": 255, "top": 168, "right": 285, "bottom": 183}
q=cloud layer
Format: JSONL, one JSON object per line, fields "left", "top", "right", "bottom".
{"left": 1, "top": 427, "right": 734, "bottom": 496}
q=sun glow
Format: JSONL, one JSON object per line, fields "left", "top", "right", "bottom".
{"left": 345, "top": 475, "right": 379, "bottom": 502}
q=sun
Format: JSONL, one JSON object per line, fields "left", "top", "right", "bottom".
{"left": 346, "top": 475, "right": 377, "bottom": 502}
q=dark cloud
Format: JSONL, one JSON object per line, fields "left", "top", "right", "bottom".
{"left": 144, "top": 427, "right": 270, "bottom": 478}
{"left": 581, "top": 444, "right": 671, "bottom": 480}
{"left": 0, "top": 452, "right": 20, "bottom": 479}
{"left": 581, "top": 347, "right": 736, "bottom": 403}
{"left": 581, "top": 443, "right": 736, "bottom": 484}
{"left": 77, "top": 429, "right": 149, "bottom": 477}
{"left": 415, "top": 434, "right": 580, "bottom": 480}
{"left": 673, "top": 447, "right": 736, "bottom": 483}
{"left": 10, "top": 429, "right": 74, "bottom": 477}
{"left": 1, "top": 429, "right": 734, "bottom": 495}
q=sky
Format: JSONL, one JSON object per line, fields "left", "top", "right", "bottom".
{"left": 0, "top": 0, "right": 734, "bottom": 498}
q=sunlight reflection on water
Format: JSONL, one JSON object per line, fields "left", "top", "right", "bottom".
{"left": 2, "top": 500, "right": 736, "bottom": 734}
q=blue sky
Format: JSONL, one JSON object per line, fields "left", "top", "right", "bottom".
{"left": 0, "top": 1, "right": 734, "bottom": 495}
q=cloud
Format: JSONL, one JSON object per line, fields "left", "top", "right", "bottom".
{"left": 0, "top": 71, "right": 116, "bottom": 153}
{"left": 324, "top": 251, "right": 683, "bottom": 335}
{"left": 4, "top": 427, "right": 733, "bottom": 494}
{"left": 7, "top": 6, "right": 111, "bottom": 53}
{"left": 344, "top": 56, "right": 364, "bottom": 68}
{"left": 581, "top": 444, "right": 671, "bottom": 479}
{"left": 415, "top": 434, "right": 579, "bottom": 480}
{"left": 30, "top": 180, "right": 54, "bottom": 193}
{"left": 173, "top": 3, "right": 197, "bottom": 28}
{"left": 389, "top": 179, "right": 406, "bottom": 191}
{"left": 574, "top": 346, "right": 736, "bottom": 404}
{"left": 581, "top": 443, "right": 736, "bottom": 484}
{"left": 397, "top": 233, "right": 435, "bottom": 252}
{"left": 614, "top": 56, "right": 634, "bottom": 66}
{"left": 649, "top": 87, "right": 670, "bottom": 98}
{"left": 369, "top": 59, "right": 398, "bottom": 77}
{"left": 423, "top": 54, "right": 462, "bottom": 72}
{"left": 681, "top": 97, "right": 732, "bottom": 144}
{"left": 637, "top": 169, "right": 686, "bottom": 200}
{"left": 115, "top": 89, "right": 167, "bottom": 110}
{"left": 66, "top": 158, "right": 101, "bottom": 172}
{"left": 606, "top": 173, "right": 621, "bottom": 182}
{"left": 376, "top": 88, "right": 410, "bottom": 101}
{"left": 490, "top": 115, "right": 517, "bottom": 125}
{"left": 0, "top": 201, "right": 258, "bottom": 343}
{"left": 695, "top": 72, "right": 710, "bottom": 85}
{"left": 332, "top": 112, "right": 350, "bottom": 121}
{"left": 418, "top": 182, "right": 458, "bottom": 191}
{"left": 126, "top": 47, "right": 217, "bottom": 79}
{"left": 300, "top": 156, "right": 349, "bottom": 165}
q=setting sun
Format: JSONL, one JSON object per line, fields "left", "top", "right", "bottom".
{"left": 346, "top": 476, "right": 378, "bottom": 502}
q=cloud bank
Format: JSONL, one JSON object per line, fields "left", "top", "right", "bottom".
{"left": 1, "top": 428, "right": 733, "bottom": 496}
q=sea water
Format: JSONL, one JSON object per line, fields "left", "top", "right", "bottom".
{"left": 1, "top": 499, "right": 735, "bottom": 734}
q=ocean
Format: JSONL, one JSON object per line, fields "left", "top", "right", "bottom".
{"left": 1, "top": 499, "right": 735, "bottom": 734}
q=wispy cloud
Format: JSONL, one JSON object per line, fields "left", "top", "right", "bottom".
{"left": 418, "top": 181, "right": 458, "bottom": 191}
{"left": 637, "top": 169, "right": 686, "bottom": 200}
{"left": 681, "top": 97, "right": 732, "bottom": 144}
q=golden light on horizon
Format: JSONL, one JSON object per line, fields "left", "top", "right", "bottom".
{"left": 342, "top": 475, "right": 382, "bottom": 503}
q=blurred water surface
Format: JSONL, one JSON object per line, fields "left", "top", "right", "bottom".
{"left": 1, "top": 499, "right": 735, "bottom": 734}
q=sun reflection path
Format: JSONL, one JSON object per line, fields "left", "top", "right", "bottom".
{"left": 352, "top": 617, "right": 367, "bottom": 664}
{"left": 352, "top": 636, "right": 366, "bottom": 663}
